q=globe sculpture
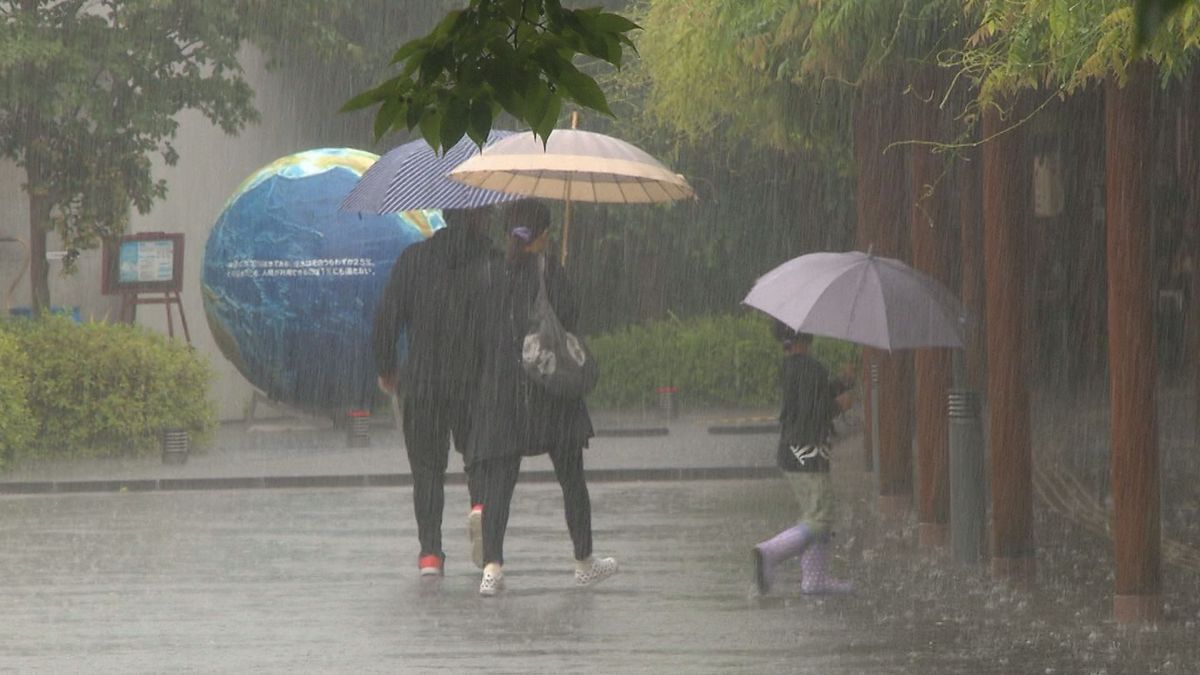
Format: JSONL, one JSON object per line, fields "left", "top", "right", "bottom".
{"left": 201, "top": 148, "right": 443, "bottom": 411}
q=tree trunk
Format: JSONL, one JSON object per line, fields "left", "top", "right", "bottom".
{"left": 26, "top": 166, "right": 52, "bottom": 314}
{"left": 855, "top": 80, "right": 914, "bottom": 514}
{"left": 982, "top": 99, "right": 1035, "bottom": 582}
{"left": 909, "top": 65, "right": 954, "bottom": 546}
{"left": 20, "top": 0, "right": 51, "bottom": 314}
{"left": 1105, "top": 66, "right": 1161, "bottom": 624}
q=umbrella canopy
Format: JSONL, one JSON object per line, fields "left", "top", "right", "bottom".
{"left": 743, "top": 250, "right": 965, "bottom": 351}
{"left": 447, "top": 129, "right": 694, "bottom": 203}
{"left": 339, "top": 131, "right": 524, "bottom": 213}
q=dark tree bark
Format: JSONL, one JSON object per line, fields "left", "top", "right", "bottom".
{"left": 1105, "top": 66, "right": 1162, "bottom": 624}
{"left": 908, "top": 65, "right": 955, "bottom": 546}
{"left": 982, "top": 99, "right": 1035, "bottom": 581}
{"left": 855, "top": 79, "right": 914, "bottom": 512}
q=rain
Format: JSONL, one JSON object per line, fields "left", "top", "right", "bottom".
{"left": 1, "top": 0, "right": 1198, "bottom": 672}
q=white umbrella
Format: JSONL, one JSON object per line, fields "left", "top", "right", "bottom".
{"left": 447, "top": 124, "right": 694, "bottom": 264}
{"left": 743, "top": 250, "right": 965, "bottom": 351}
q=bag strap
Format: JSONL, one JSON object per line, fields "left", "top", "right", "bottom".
{"left": 536, "top": 253, "right": 549, "bottom": 302}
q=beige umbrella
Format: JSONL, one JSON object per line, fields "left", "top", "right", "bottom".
{"left": 447, "top": 121, "right": 694, "bottom": 265}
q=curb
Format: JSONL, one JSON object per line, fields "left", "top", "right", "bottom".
{"left": 0, "top": 466, "right": 780, "bottom": 495}
{"left": 594, "top": 427, "right": 670, "bottom": 437}
{"left": 707, "top": 423, "right": 779, "bottom": 435}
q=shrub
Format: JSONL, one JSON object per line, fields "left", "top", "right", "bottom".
{"left": 0, "top": 330, "right": 36, "bottom": 468}
{"left": 587, "top": 312, "right": 859, "bottom": 409}
{"left": 3, "top": 316, "right": 216, "bottom": 461}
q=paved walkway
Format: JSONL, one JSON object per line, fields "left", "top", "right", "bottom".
{"left": 2, "top": 407, "right": 1198, "bottom": 672}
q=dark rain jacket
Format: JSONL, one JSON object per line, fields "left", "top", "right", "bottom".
{"left": 776, "top": 352, "right": 840, "bottom": 473}
{"left": 465, "top": 252, "right": 594, "bottom": 466}
{"left": 371, "top": 226, "right": 499, "bottom": 403}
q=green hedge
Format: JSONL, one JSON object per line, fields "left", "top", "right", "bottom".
{"left": 587, "top": 312, "right": 859, "bottom": 409}
{"left": 0, "top": 330, "right": 36, "bottom": 470}
{"left": 1, "top": 316, "right": 216, "bottom": 464}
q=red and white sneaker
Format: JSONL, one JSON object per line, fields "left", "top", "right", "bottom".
{"left": 418, "top": 554, "right": 444, "bottom": 577}
{"left": 468, "top": 505, "right": 484, "bottom": 570}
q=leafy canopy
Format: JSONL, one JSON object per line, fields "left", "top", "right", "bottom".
{"left": 342, "top": 0, "right": 639, "bottom": 150}
{"left": 0, "top": 0, "right": 378, "bottom": 312}
{"left": 0, "top": 1, "right": 263, "bottom": 266}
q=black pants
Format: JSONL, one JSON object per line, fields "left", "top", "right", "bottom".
{"left": 478, "top": 445, "right": 593, "bottom": 565}
{"left": 403, "top": 395, "right": 483, "bottom": 559}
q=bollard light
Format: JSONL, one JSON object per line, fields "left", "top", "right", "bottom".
{"left": 161, "top": 428, "right": 189, "bottom": 465}
{"left": 655, "top": 386, "right": 679, "bottom": 420}
{"left": 347, "top": 410, "right": 371, "bottom": 448}
{"left": 948, "top": 389, "right": 986, "bottom": 564}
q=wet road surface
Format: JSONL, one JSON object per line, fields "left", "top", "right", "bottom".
{"left": 4, "top": 474, "right": 1198, "bottom": 673}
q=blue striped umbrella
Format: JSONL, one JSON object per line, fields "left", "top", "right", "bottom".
{"left": 339, "top": 131, "right": 523, "bottom": 213}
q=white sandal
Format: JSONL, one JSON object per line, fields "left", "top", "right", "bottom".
{"left": 479, "top": 563, "right": 504, "bottom": 597}
{"left": 575, "top": 556, "right": 619, "bottom": 587}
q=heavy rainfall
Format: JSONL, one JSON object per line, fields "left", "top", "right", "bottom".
{"left": 0, "top": 0, "right": 1198, "bottom": 672}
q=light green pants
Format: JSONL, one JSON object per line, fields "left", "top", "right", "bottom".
{"left": 785, "top": 471, "right": 835, "bottom": 535}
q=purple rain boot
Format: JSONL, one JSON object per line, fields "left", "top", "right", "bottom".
{"left": 753, "top": 524, "right": 816, "bottom": 595}
{"left": 799, "top": 535, "right": 854, "bottom": 594}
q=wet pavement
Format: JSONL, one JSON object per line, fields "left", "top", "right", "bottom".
{"left": 2, "top": 407, "right": 1199, "bottom": 672}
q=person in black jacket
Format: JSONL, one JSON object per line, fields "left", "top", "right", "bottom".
{"left": 466, "top": 201, "right": 617, "bottom": 597}
{"left": 751, "top": 325, "right": 854, "bottom": 595}
{"left": 372, "top": 206, "right": 498, "bottom": 578}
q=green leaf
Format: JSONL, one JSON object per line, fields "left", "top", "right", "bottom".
{"left": 419, "top": 107, "right": 443, "bottom": 153}
{"left": 555, "top": 65, "right": 613, "bottom": 116}
{"left": 440, "top": 96, "right": 470, "bottom": 150}
{"left": 340, "top": 85, "right": 384, "bottom": 113}
{"left": 1134, "top": 0, "right": 1190, "bottom": 49}
{"left": 419, "top": 47, "right": 450, "bottom": 86}
{"left": 501, "top": 0, "right": 524, "bottom": 21}
{"left": 374, "top": 96, "right": 404, "bottom": 140}
{"left": 523, "top": 78, "right": 552, "bottom": 128}
{"left": 431, "top": 10, "right": 464, "bottom": 39}
{"left": 390, "top": 37, "right": 427, "bottom": 65}
{"left": 592, "top": 12, "right": 641, "bottom": 35}
{"left": 533, "top": 92, "right": 562, "bottom": 143}
{"left": 602, "top": 35, "right": 623, "bottom": 66}
{"left": 467, "top": 98, "right": 494, "bottom": 147}
{"left": 406, "top": 97, "right": 425, "bottom": 130}
{"left": 532, "top": 45, "right": 569, "bottom": 79}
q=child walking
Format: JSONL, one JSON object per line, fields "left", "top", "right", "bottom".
{"left": 753, "top": 326, "right": 853, "bottom": 595}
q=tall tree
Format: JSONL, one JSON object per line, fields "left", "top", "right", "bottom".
{"left": 0, "top": 0, "right": 373, "bottom": 312}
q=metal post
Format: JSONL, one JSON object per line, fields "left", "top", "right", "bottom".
{"left": 870, "top": 363, "right": 881, "bottom": 491}
{"left": 949, "top": 390, "right": 986, "bottom": 564}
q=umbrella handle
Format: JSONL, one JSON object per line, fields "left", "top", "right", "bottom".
{"left": 560, "top": 111, "right": 580, "bottom": 268}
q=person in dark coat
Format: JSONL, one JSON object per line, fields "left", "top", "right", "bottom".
{"left": 372, "top": 206, "right": 498, "bottom": 578}
{"left": 467, "top": 200, "right": 618, "bottom": 596}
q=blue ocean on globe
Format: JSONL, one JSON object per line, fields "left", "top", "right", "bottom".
{"left": 201, "top": 148, "right": 443, "bottom": 411}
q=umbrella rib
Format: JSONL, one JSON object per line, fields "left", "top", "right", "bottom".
{"left": 838, "top": 257, "right": 877, "bottom": 349}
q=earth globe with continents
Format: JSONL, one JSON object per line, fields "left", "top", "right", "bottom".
{"left": 201, "top": 148, "right": 443, "bottom": 412}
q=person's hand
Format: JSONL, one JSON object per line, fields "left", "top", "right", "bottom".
{"left": 377, "top": 374, "right": 397, "bottom": 395}
{"left": 835, "top": 391, "right": 854, "bottom": 412}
